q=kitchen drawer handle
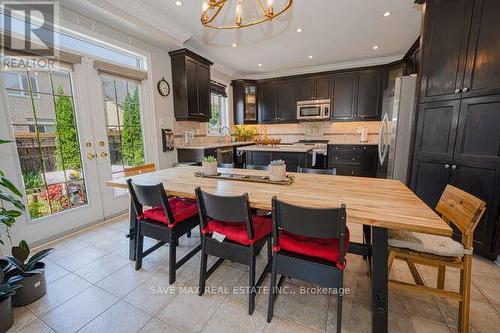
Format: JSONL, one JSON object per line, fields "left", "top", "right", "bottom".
{"left": 454, "top": 88, "right": 461, "bottom": 94}
{"left": 462, "top": 87, "right": 469, "bottom": 92}
{"left": 445, "top": 164, "right": 450, "bottom": 169}
{"left": 451, "top": 165, "right": 457, "bottom": 170}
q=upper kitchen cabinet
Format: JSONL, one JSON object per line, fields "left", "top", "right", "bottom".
{"left": 169, "top": 49, "right": 213, "bottom": 121}
{"left": 232, "top": 80, "right": 258, "bottom": 124}
{"left": 297, "top": 75, "right": 331, "bottom": 100}
{"left": 258, "top": 80, "right": 278, "bottom": 123}
{"left": 332, "top": 69, "right": 382, "bottom": 121}
{"left": 258, "top": 78, "right": 298, "bottom": 123}
{"left": 419, "top": 0, "right": 500, "bottom": 103}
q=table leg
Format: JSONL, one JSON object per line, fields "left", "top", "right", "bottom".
{"left": 371, "top": 227, "right": 388, "bottom": 333}
{"left": 127, "top": 198, "right": 137, "bottom": 261}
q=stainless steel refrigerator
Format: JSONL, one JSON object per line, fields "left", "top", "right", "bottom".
{"left": 378, "top": 75, "right": 418, "bottom": 184}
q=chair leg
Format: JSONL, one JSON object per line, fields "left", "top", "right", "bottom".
{"left": 336, "top": 271, "right": 344, "bottom": 333}
{"left": 437, "top": 265, "right": 446, "bottom": 289}
{"left": 187, "top": 230, "right": 192, "bottom": 238}
{"left": 169, "top": 237, "right": 177, "bottom": 285}
{"left": 135, "top": 224, "right": 144, "bottom": 271}
{"left": 267, "top": 236, "right": 272, "bottom": 268}
{"left": 248, "top": 251, "right": 256, "bottom": 315}
{"left": 267, "top": 256, "right": 278, "bottom": 323}
{"left": 363, "top": 225, "right": 372, "bottom": 276}
{"left": 459, "top": 255, "right": 472, "bottom": 333}
{"left": 199, "top": 239, "right": 208, "bottom": 296}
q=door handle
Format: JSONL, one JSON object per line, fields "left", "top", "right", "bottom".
{"left": 454, "top": 88, "right": 462, "bottom": 94}
{"left": 451, "top": 165, "right": 457, "bottom": 170}
{"left": 100, "top": 152, "right": 108, "bottom": 158}
{"left": 87, "top": 153, "right": 97, "bottom": 160}
{"left": 444, "top": 164, "right": 450, "bottom": 169}
{"left": 462, "top": 87, "right": 469, "bottom": 92}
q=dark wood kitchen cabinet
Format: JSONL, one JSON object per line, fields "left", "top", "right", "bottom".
{"left": 297, "top": 75, "right": 331, "bottom": 100}
{"left": 411, "top": 94, "right": 500, "bottom": 258}
{"left": 419, "top": 0, "right": 500, "bottom": 103}
{"left": 332, "top": 70, "right": 382, "bottom": 121}
{"left": 258, "top": 79, "right": 298, "bottom": 123}
{"left": 169, "top": 49, "right": 213, "bottom": 121}
{"left": 327, "top": 145, "right": 378, "bottom": 177}
{"left": 245, "top": 150, "right": 309, "bottom": 172}
{"left": 232, "top": 80, "right": 258, "bottom": 124}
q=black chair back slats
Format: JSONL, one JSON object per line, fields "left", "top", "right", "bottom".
{"left": 297, "top": 167, "right": 337, "bottom": 175}
{"left": 195, "top": 187, "right": 255, "bottom": 240}
{"left": 126, "top": 179, "right": 175, "bottom": 223}
{"left": 244, "top": 164, "right": 269, "bottom": 170}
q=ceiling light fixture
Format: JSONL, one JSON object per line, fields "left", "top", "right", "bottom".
{"left": 175, "top": 1, "right": 183, "bottom": 6}
{"left": 258, "top": 63, "right": 263, "bottom": 66}
{"left": 201, "top": 0, "right": 293, "bottom": 29}
{"left": 308, "top": 55, "right": 313, "bottom": 59}
{"left": 296, "top": 28, "right": 303, "bottom": 33}
{"left": 232, "top": 43, "right": 238, "bottom": 47}
{"left": 383, "top": 11, "right": 391, "bottom": 17}
{"left": 373, "top": 45, "right": 379, "bottom": 50}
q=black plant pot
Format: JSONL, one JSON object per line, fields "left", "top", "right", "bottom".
{"left": 11, "top": 262, "right": 47, "bottom": 307}
{"left": 0, "top": 296, "right": 14, "bottom": 333}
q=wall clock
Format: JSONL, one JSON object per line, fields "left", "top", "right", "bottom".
{"left": 157, "top": 77, "right": 170, "bottom": 96}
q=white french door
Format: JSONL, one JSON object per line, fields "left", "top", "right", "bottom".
{"left": 0, "top": 58, "right": 148, "bottom": 244}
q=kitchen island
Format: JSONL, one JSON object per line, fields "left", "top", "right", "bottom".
{"left": 237, "top": 144, "right": 312, "bottom": 171}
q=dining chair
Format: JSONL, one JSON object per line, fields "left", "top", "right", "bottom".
{"left": 127, "top": 179, "right": 201, "bottom": 284}
{"left": 244, "top": 164, "right": 269, "bottom": 170}
{"left": 218, "top": 163, "right": 235, "bottom": 168}
{"left": 297, "top": 166, "right": 337, "bottom": 175}
{"left": 267, "top": 197, "right": 349, "bottom": 333}
{"left": 387, "top": 185, "right": 486, "bottom": 333}
{"left": 123, "top": 163, "right": 156, "bottom": 176}
{"left": 195, "top": 187, "right": 272, "bottom": 315}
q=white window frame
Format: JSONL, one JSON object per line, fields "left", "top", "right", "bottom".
{"left": 208, "top": 92, "right": 229, "bottom": 136}
{"left": 6, "top": 73, "right": 40, "bottom": 98}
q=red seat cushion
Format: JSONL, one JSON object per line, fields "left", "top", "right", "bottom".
{"left": 273, "top": 228, "right": 350, "bottom": 269}
{"left": 139, "top": 198, "right": 198, "bottom": 228}
{"left": 201, "top": 215, "right": 272, "bottom": 245}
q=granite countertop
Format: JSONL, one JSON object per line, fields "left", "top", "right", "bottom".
{"left": 237, "top": 145, "right": 313, "bottom": 153}
{"left": 176, "top": 141, "right": 254, "bottom": 150}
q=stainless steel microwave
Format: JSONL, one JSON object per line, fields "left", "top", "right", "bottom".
{"left": 296, "top": 99, "right": 331, "bottom": 120}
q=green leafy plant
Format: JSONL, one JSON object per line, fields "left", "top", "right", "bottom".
{"left": 6, "top": 241, "right": 53, "bottom": 278}
{"left": 269, "top": 160, "right": 285, "bottom": 166}
{"left": 54, "top": 85, "right": 82, "bottom": 171}
{"left": 122, "top": 88, "right": 144, "bottom": 167}
{"left": 203, "top": 156, "right": 217, "bottom": 163}
{"left": 23, "top": 172, "right": 44, "bottom": 192}
{"left": 0, "top": 140, "right": 25, "bottom": 246}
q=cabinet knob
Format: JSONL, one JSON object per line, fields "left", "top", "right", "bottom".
{"left": 462, "top": 87, "right": 469, "bottom": 92}
{"left": 352, "top": 157, "right": 355, "bottom": 161}
{"left": 454, "top": 88, "right": 461, "bottom": 94}
{"left": 444, "top": 164, "right": 450, "bottom": 169}
{"left": 451, "top": 165, "right": 457, "bottom": 170}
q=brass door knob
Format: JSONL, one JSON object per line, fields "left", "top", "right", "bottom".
{"left": 87, "top": 153, "right": 97, "bottom": 160}
{"left": 100, "top": 152, "right": 108, "bottom": 158}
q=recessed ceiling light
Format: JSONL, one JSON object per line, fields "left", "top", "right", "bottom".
{"left": 383, "top": 11, "right": 391, "bottom": 17}
{"left": 175, "top": 1, "right": 183, "bottom": 6}
{"left": 308, "top": 55, "right": 313, "bottom": 59}
{"left": 232, "top": 43, "right": 238, "bottom": 47}
{"left": 296, "top": 28, "right": 303, "bottom": 33}
{"left": 373, "top": 45, "right": 379, "bottom": 50}
{"left": 258, "top": 63, "right": 263, "bottom": 67}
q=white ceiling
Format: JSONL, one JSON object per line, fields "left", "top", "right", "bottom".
{"left": 63, "top": 0, "right": 423, "bottom": 78}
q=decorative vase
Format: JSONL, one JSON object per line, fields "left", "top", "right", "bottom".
{"left": 202, "top": 161, "right": 218, "bottom": 176}
{"left": 0, "top": 296, "right": 13, "bottom": 333}
{"left": 11, "top": 262, "right": 47, "bottom": 307}
{"left": 269, "top": 164, "right": 286, "bottom": 181}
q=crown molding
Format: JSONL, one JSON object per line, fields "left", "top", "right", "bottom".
{"left": 241, "top": 55, "right": 404, "bottom": 80}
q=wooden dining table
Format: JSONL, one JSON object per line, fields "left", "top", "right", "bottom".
{"left": 106, "top": 165, "right": 452, "bottom": 333}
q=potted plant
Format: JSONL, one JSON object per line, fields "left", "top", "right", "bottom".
{"left": 202, "top": 156, "right": 218, "bottom": 176}
{"left": 0, "top": 259, "right": 21, "bottom": 333}
{"left": 269, "top": 160, "right": 286, "bottom": 182}
{"left": 6, "top": 241, "right": 53, "bottom": 306}
{"left": 0, "top": 139, "right": 25, "bottom": 251}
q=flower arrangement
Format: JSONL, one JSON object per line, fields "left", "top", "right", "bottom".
{"left": 269, "top": 160, "right": 286, "bottom": 181}
{"left": 202, "top": 156, "right": 218, "bottom": 176}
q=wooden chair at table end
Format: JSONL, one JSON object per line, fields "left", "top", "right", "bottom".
{"left": 124, "top": 163, "right": 156, "bottom": 177}
{"left": 387, "top": 184, "right": 486, "bottom": 333}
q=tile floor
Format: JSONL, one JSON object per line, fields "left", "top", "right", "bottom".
{"left": 7, "top": 216, "right": 500, "bottom": 333}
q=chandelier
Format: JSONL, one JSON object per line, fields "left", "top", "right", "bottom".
{"left": 201, "top": 0, "right": 293, "bottom": 29}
